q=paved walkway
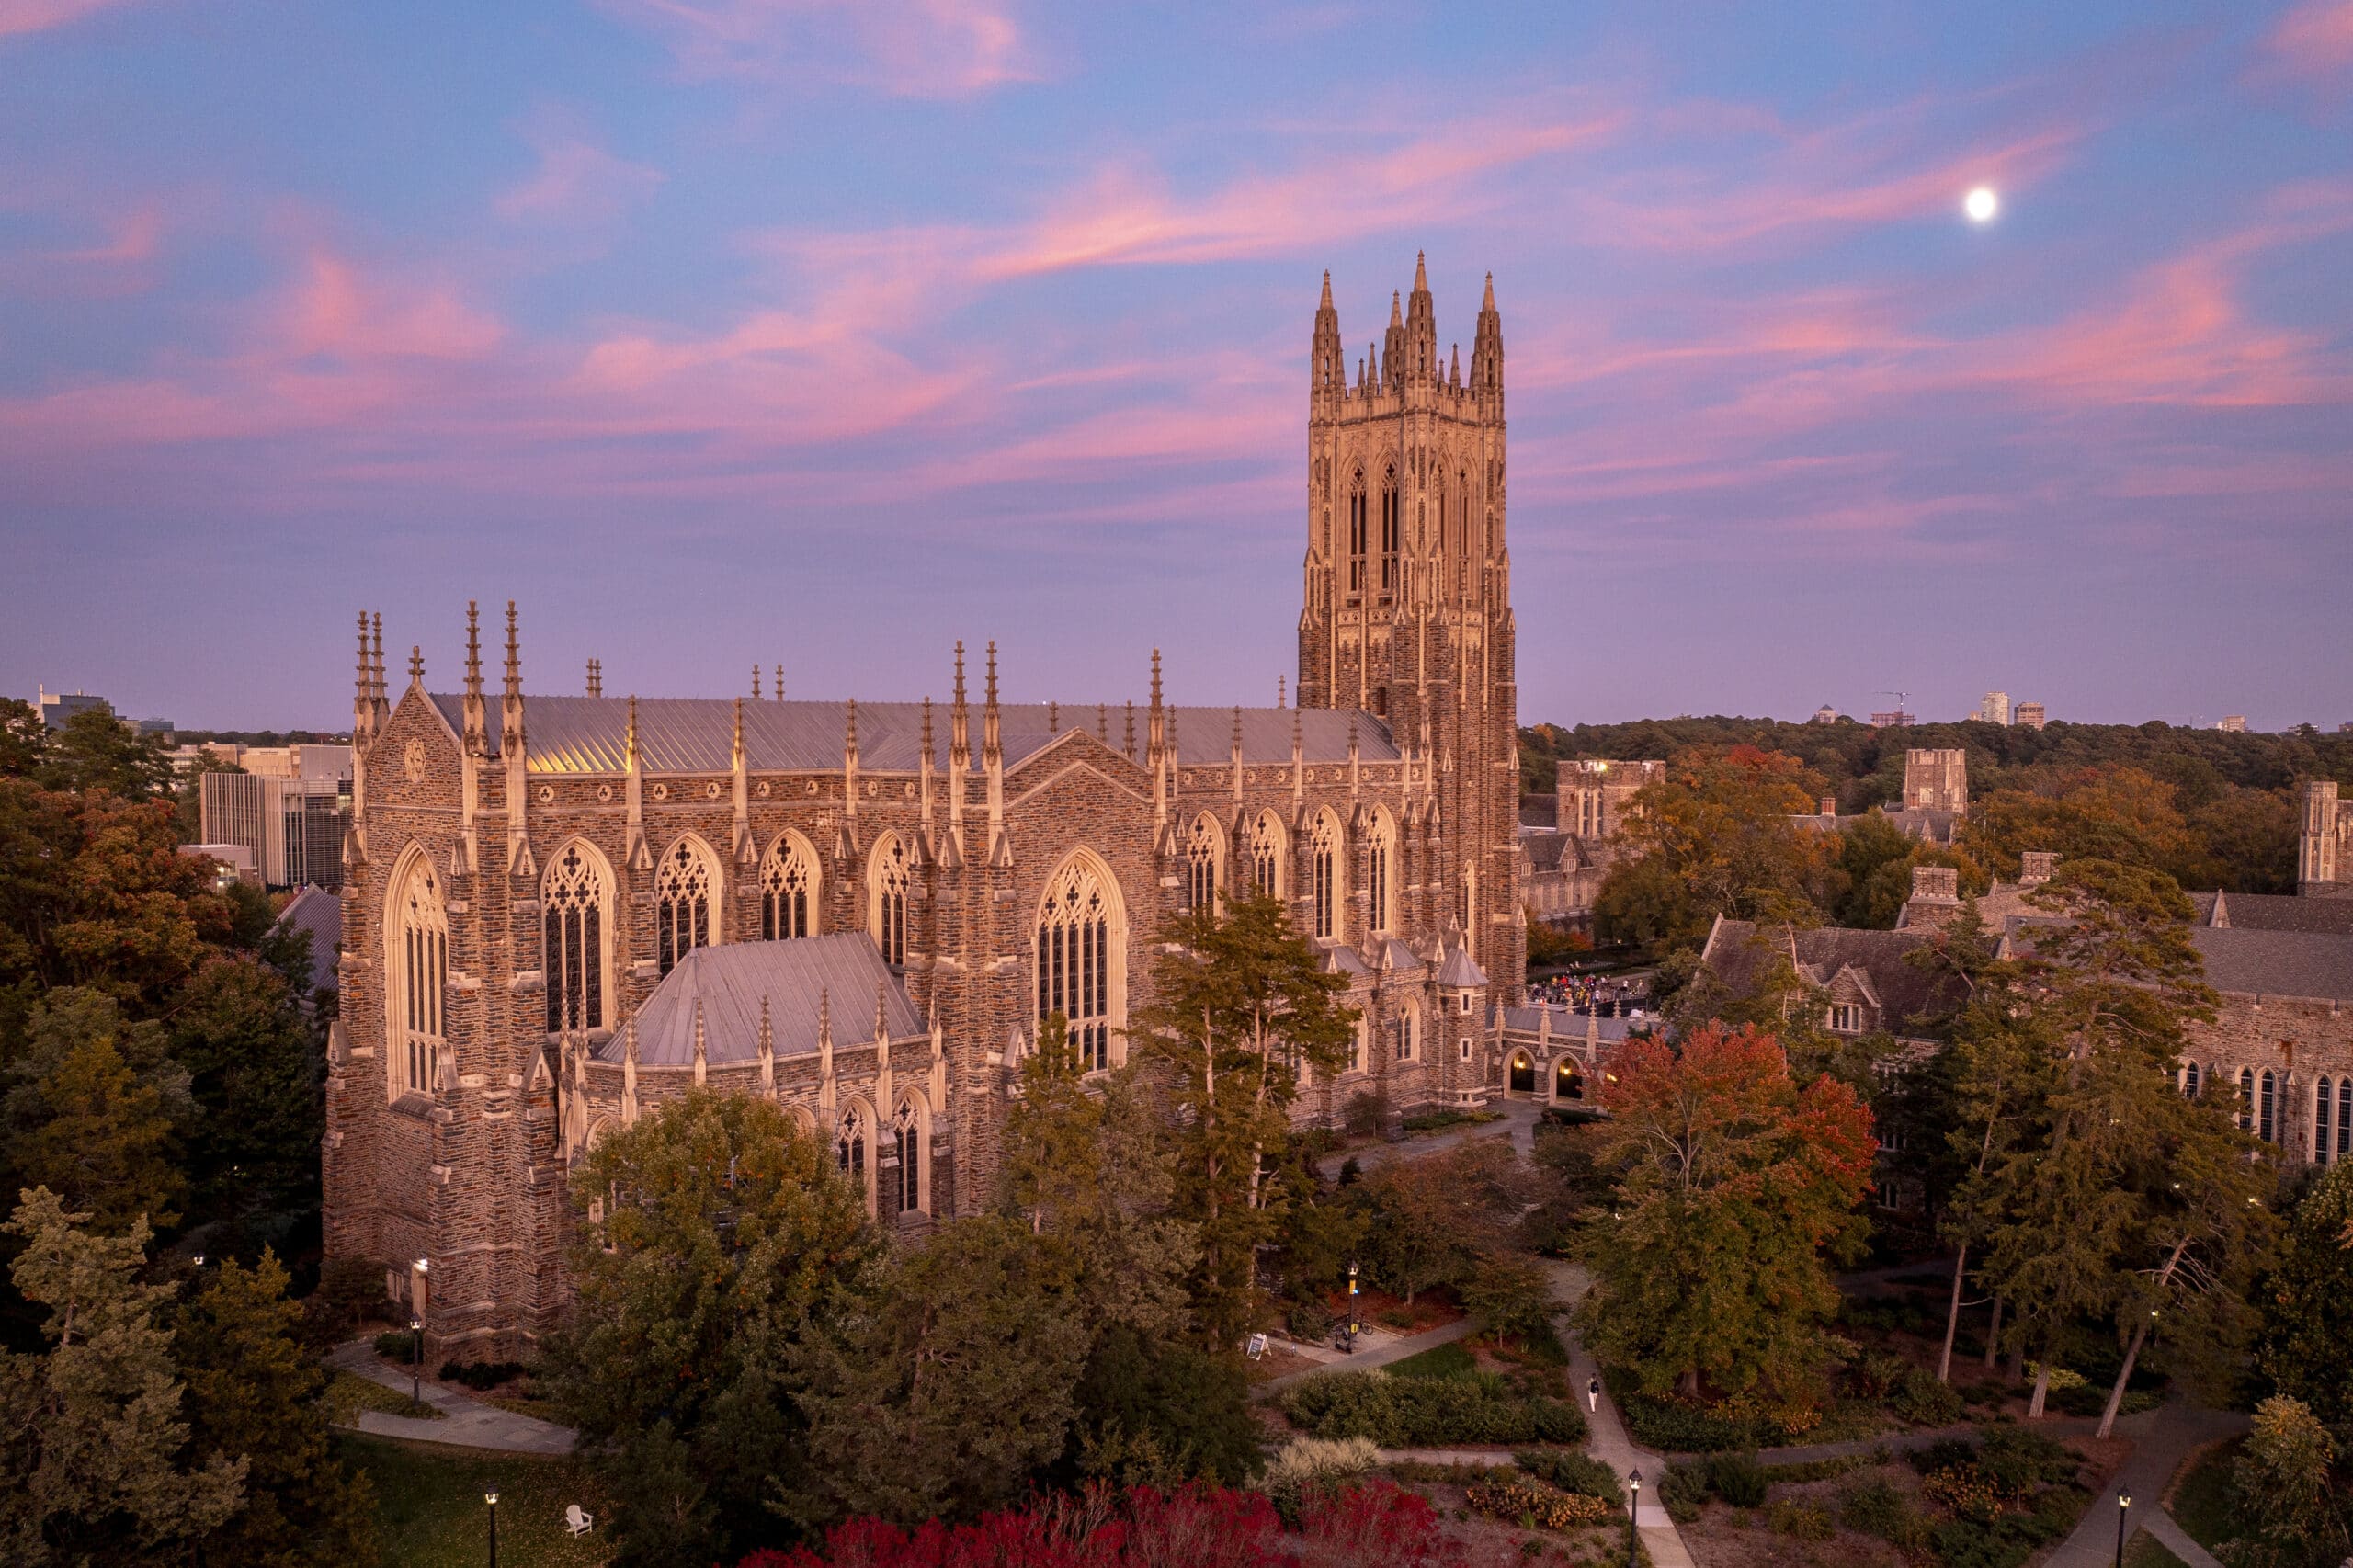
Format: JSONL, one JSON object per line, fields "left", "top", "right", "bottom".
{"left": 1313, "top": 1099, "right": 1542, "bottom": 1182}
{"left": 1256, "top": 1312, "right": 1484, "bottom": 1392}
{"left": 327, "top": 1341, "right": 577, "bottom": 1455}
{"left": 2043, "top": 1401, "right": 2245, "bottom": 1568}
{"left": 1544, "top": 1258, "right": 1698, "bottom": 1568}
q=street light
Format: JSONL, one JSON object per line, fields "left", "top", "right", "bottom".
{"left": 1628, "top": 1469, "right": 1642, "bottom": 1568}
{"left": 409, "top": 1316, "right": 424, "bottom": 1414}
{"left": 486, "top": 1490, "right": 499, "bottom": 1568}
{"left": 2114, "top": 1489, "right": 2131, "bottom": 1568}
{"left": 1347, "top": 1261, "right": 1360, "bottom": 1351}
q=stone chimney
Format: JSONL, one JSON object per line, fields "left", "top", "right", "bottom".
{"left": 1819, "top": 796, "right": 1836, "bottom": 818}
{"left": 2019, "top": 851, "right": 2057, "bottom": 887}
{"left": 1901, "top": 864, "right": 1962, "bottom": 930}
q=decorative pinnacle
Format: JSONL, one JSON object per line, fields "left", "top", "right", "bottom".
{"left": 1124, "top": 700, "right": 1135, "bottom": 759}
{"left": 503, "top": 601, "right": 520, "bottom": 697}
{"left": 773, "top": 664, "right": 782, "bottom": 700}
{"left": 1482, "top": 271, "right": 1495, "bottom": 311}
{"left": 1097, "top": 702, "right": 1108, "bottom": 744}
{"left": 732, "top": 695, "right": 744, "bottom": 754}
{"left": 845, "top": 697, "right": 858, "bottom": 751}
{"left": 953, "top": 642, "right": 967, "bottom": 708}
{"left": 356, "top": 613, "right": 370, "bottom": 694}
{"left": 1390, "top": 290, "right": 1402, "bottom": 327}
{"left": 1319, "top": 269, "right": 1333, "bottom": 309}
{"left": 758, "top": 994, "right": 773, "bottom": 1056}
{"left": 409, "top": 645, "right": 425, "bottom": 686}
{"left": 752, "top": 665, "right": 761, "bottom": 699}
{"left": 874, "top": 980, "right": 888, "bottom": 1042}
{"left": 1048, "top": 700, "right": 1058, "bottom": 735}
{"left": 626, "top": 695, "right": 639, "bottom": 763}
{"left": 1278, "top": 674, "right": 1286, "bottom": 709}
{"left": 818, "top": 986, "right": 831, "bottom": 1047}
{"left": 1231, "top": 704, "right": 1243, "bottom": 751}
{"left": 370, "top": 614, "right": 384, "bottom": 698}
{"left": 1149, "top": 648, "right": 1162, "bottom": 708}
{"left": 464, "top": 601, "right": 482, "bottom": 694}
{"left": 1413, "top": 250, "right": 1427, "bottom": 292}
{"left": 921, "top": 696, "right": 934, "bottom": 758}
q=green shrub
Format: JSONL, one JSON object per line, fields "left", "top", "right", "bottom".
{"left": 2049, "top": 1383, "right": 2163, "bottom": 1418}
{"left": 1974, "top": 1426, "right": 2078, "bottom": 1493}
{"left": 1263, "top": 1436, "right": 1378, "bottom": 1516}
{"left": 1850, "top": 1348, "right": 1914, "bottom": 1400}
{"left": 1285, "top": 1298, "right": 1334, "bottom": 1341}
{"left": 1839, "top": 1477, "right": 1927, "bottom": 1547}
{"left": 1389, "top": 1340, "right": 1479, "bottom": 1381}
{"left": 1465, "top": 1476, "right": 1617, "bottom": 1530}
{"left": 438, "top": 1358, "right": 526, "bottom": 1390}
{"left": 373, "top": 1328, "right": 417, "bottom": 1361}
{"left": 1620, "top": 1394, "right": 1759, "bottom": 1453}
{"left": 1657, "top": 1463, "right": 1709, "bottom": 1523}
{"left": 1281, "top": 1369, "right": 1586, "bottom": 1447}
{"left": 1768, "top": 1500, "right": 1836, "bottom": 1540}
{"left": 1515, "top": 1449, "right": 1623, "bottom": 1503}
{"left": 1763, "top": 1451, "right": 1877, "bottom": 1485}
{"left": 1893, "top": 1368, "right": 1968, "bottom": 1426}
{"left": 1705, "top": 1453, "right": 1769, "bottom": 1508}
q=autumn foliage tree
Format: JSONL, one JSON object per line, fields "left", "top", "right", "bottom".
{"left": 1594, "top": 746, "right": 1837, "bottom": 952}
{"left": 1581, "top": 1023, "right": 1876, "bottom": 1402}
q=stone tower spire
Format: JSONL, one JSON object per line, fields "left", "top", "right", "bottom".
{"left": 1406, "top": 250, "right": 1437, "bottom": 381}
{"left": 461, "top": 600, "right": 485, "bottom": 755}
{"left": 1312, "top": 269, "right": 1343, "bottom": 398}
{"left": 1383, "top": 290, "right": 1405, "bottom": 391}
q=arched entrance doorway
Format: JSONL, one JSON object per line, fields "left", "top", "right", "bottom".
{"left": 1509, "top": 1051, "right": 1535, "bottom": 1095}
{"left": 1555, "top": 1059, "right": 1584, "bottom": 1101}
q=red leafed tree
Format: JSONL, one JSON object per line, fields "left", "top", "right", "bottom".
{"left": 738, "top": 1480, "right": 1459, "bottom": 1568}
{"left": 1583, "top": 1022, "right": 1877, "bottom": 1401}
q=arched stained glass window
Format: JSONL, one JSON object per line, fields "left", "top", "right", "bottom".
{"left": 1379, "top": 469, "right": 1399, "bottom": 595}
{"left": 1310, "top": 813, "right": 1339, "bottom": 940}
{"left": 655, "top": 837, "right": 717, "bottom": 976}
{"left": 2181, "top": 1060, "right": 2200, "bottom": 1098}
{"left": 759, "top": 832, "right": 819, "bottom": 941}
{"left": 543, "top": 842, "right": 609, "bottom": 1035}
{"left": 387, "top": 851, "right": 446, "bottom": 1097}
{"left": 870, "top": 834, "right": 910, "bottom": 967}
{"left": 2318, "top": 1076, "right": 2336, "bottom": 1165}
{"left": 893, "top": 1098, "right": 923, "bottom": 1213}
{"left": 1036, "top": 856, "right": 1119, "bottom": 1074}
{"left": 836, "top": 1106, "right": 867, "bottom": 1185}
{"left": 2260, "top": 1068, "right": 2277, "bottom": 1143}
{"left": 1367, "top": 811, "right": 1395, "bottom": 934}
{"left": 2239, "top": 1067, "right": 2255, "bottom": 1133}
{"left": 1246, "top": 812, "right": 1284, "bottom": 900}
{"left": 1347, "top": 474, "right": 1367, "bottom": 597}
{"left": 1186, "top": 815, "right": 1222, "bottom": 916}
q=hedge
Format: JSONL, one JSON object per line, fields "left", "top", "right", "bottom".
{"left": 1280, "top": 1369, "right": 1587, "bottom": 1448}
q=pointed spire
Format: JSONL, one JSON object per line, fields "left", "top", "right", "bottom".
{"left": 921, "top": 695, "right": 935, "bottom": 762}
{"left": 354, "top": 612, "right": 371, "bottom": 704}
{"left": 845, "top": 696, "right": 858, "bottom": 758}
{"left": 773, "top": 664, "right": 783, "bottom": 701}
{"left": 1048, "top": 699, "right": 1059, "bottom": 735}
{"left": 408, "top": 645, "right": 425, "bottom": 686}
{"left": 1319, "top": 269, "right": 1333, "bottom": 309}
{"left": 626, "top": 694, "right": 640, "bottom": 767}
{"left": 732, "top": 695, "right": 745, "bottom": 760}
{"left": 1096, "top": 702, "right": 1108, "bottom": 744}
{"left": 502, "top": 601, "right": 520, "bottom": 698}
{"left": 1450, "top": 344, "right": 1461, "bottom": 385}
{"left": 757, "top": 994, "right": 775, "bottom": 1096}
{"left": 1231, "top": 704, "right": 1243, "bottom": 753}
{"left": 585, "top": 658, "right": 601, "bottom": 698}
{"left": 984, "top": 641, "right": 998, "bottom": 707}
{"left": 463, "top": 600, "right": 483, "bottom": 697}
{"left": 1413, "top": 250, "right": 1428, "bottom": 293}
{"left": 818, "top": 987, "right": 833, "bottom": 1051}
{"left": 692, "top": 996, "right": 708, "bottom": 1085}
{"left": 752, "top": 665, "right": 761, "bottom": 700}
{"left": 1149, "top": 648, "right": 1162, "bottom": 710}
{"left": 1124, "top": 700, "right": 1135, "bottom": 760}
{"left": 1482, "top": 271, "right": 1495, "bottom": 312}
{"left": 1278, "top": 674, "right": 1287, "bottom": 709}
{"left": 370, "top": 614, "right": 384, "bottom": 703}
{"left": 873, "top": 980, "right": 889, "bottom": 1045}
{"left": 954, "top": 641, "right": 967, "bottom": 709}
{"left": 1390, "top": 290, "right": 1402, "bottom": 327}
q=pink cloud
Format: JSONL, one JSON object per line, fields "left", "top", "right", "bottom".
{"left": 602, "top": 0, "right": 1033, "bottom": 98}
{"left": 281, "top": 249, "right": 506, "bottom": 361}
{"left": 2260, "top": 0, "right": 2353, "bottom": 82}
{"left": 495, "top": 111, "right": 665, "bottom": 223}
{"left": 0, "top": 0, "right": 139, "bottom": 38}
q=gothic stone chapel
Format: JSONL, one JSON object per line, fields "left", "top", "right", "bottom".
{"left": 323, "top": 257, "right": 1526, "bottom": 1359}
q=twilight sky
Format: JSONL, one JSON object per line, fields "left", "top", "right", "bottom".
{"left": 3, "top": 1, "right": 2349, "bottom": 733}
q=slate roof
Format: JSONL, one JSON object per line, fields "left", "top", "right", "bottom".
{"left": 274, "top": 885, "right": 341, "bottom": 994}
{"left": 1437, "top": 946, "right": 1488, "bottom": 989}
{"left": 598, "top": 934, "right": 925, "bottom": 1066}
{"left": 1700, "top": 919, "right": 1970, "bottom": 1034}
{"left": 1519, "top": 794, "right": 1559, "bottom": 829}
{"left": 2205, "top": 892, "right": 2353, "bottom": 937}
{"left": 2188, "top": 927, "right": 2353, "bottom": 1003}
{"left": 1519, "top": 831, "right": 1576, "bottom": 873}
{"left": 1497, "top": 1005, "right": 1641, "bottom": 1044}
{"left": 426, "top": 694, "right": 1396, "bottom": 774}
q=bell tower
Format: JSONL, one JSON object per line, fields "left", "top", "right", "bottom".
{"left": 1298, "top": 256, "right": 1521, "bottom": 988}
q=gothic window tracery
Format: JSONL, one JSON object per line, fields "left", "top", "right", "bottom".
{"left": 387, "top": 850, "right": 446, "bottom": 1098}
{"left": 2319, "top": 1076, "right": 2336, "bottom": 1165}
{"left": 1036, "top": 855, "right": 1120, "bottom": 1074}
{"left": 1348, "top": 473, "right": 1367, "bottom": 597}
{"left": 870, "top": 834, "right": 910, "bottom": 966}
{"left": 1367, "top": 810, "right": 1396, "bottom": 933}
{"left": 543, "top": 841, "right": 611, "bottom": 1035}
{"left": 1186, "top": 814, "right": 1222, "bottom": 916}
{"left": 836, "top": 1103, "right": 871, "bottom": 1211}
{"left": 655, "top": 837, "right": 718, "bottom": 975}
{"left": 1246, "top": 812, "right": 1285, "bottom": 900}
{"left": 759, "top": 832, "right": 820, "bottom": 940}
{"left": 1379, "top": 469, "right": 1399, "bottom": 596}
{"left": 892, "top": 1097, "right": 924, "bottom": 1213}
{"left": 1310, "top": 812, "right": 1340, "bottom": 940}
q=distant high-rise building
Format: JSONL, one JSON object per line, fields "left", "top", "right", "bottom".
{"left": 199, "top": 767, "right": 351, "bottom": 890}
{"left": 2218, "top": 715, "right": 2247, "bottom": 733}
{"left": 2014, "top": 702, "right": 2047, "bottom": 730}
{"left": 1977, "top": 690, "right": 2010, "bottom": 725}
{"left": 34, "top": 686, "right": 108, "bottom": 730}
{"left": 1869, "top": 710, "right": 1915, "bottom": 728}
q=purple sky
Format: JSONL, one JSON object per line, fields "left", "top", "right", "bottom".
{"left": 4, "top": 1, "right": 2349, "bottom": 733}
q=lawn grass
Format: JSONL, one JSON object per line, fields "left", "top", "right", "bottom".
{"left": 325, "top": 1369, "right": 445, "bottom": 1425}
{"left": 2125, "top": 1529, "right": 2192, "bottom": 1568}
{"left": 2168, "top": 1437, "right": 2245, "bottom": 1555}
{"left": 339, "top": 1433, "right": 608, "bottom": 1567}
{"left": 1387, "top": 1339, "right": 1480, "bottom": 1381}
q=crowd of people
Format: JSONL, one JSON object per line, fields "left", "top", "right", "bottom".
{"left": 1527, "top": 972, "right": 1648, "bottom": 1017}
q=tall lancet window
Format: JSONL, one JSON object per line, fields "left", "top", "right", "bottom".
{"left": 1347, "top": 477, "right": 1367, "bottom": 597}
{"left": 870, "top": 834, "right": 910, "bottom": 967}
{"left": 1380, "top": 470, "right": 1399, "bottom": 595}
{"left": 1367, "top": 811, "right": 1396, "bottom": 934}
{"left": 386, "top": 850, "right": 447, "bottom": 1098}
{"left": 893, "top": 1097, "right": 924, "bottom": 1213}
{"left": 1186, "top": 815, "right": 1222, "bottom": 916}
{"left": 655, "top": 837, "right": 718, "bottom": 975}
{"left": 543, "top": 841, "right": 610, "bottom": 1035}
{"left": 1036, "top": 855, "right": 1120, "bottom": 1074}
{"left": 1247, "top": 812, "right": 1285, "bottom": 900}
{"left": 1310, "top": 812, "right": 1340, "bottom": 940}
{"left": 836, "top": 1104, "right": 870, "bottom": 1212}
{"left": 759, "top": 831, "right": 819, "bottom": 940}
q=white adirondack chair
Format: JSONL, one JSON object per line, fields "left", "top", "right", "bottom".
{"left": 565, "top": 1504, "right": 594, "bottom": 1537}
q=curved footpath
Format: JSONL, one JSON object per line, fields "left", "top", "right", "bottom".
{"left": 326, "top": 1340, "right": 576, "bottom": 1455}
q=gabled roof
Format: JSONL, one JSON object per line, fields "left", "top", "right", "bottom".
{"left": 274, "top": 885, "right": 341, "bottom": 992}
{"left": 1498, "top": 1004, "right": 1640, "bottom": 1043}
{"left": 1519, "top": 831, "right": 1576, "bottom": 873}
{"left": 426, "top": 695, "right": 1397, "bottom": 773}
{"left": 2206, "top": 892, "right": 2353, "bottom": 937}
{"left": 597, "top": 934, "right": 925, "bottom": 1066}
{"left": 1700, "top": 919, "right": 1967, "bottom": 1035}
{"left": 1437, "top": 945, "right": 1487, "bottom": 989}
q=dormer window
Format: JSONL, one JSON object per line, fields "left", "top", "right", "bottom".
{"left": 1828, "top": 1003, "right": 1863, "bottom": 1034}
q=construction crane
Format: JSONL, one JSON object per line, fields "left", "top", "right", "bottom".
{"left": 1871, "top": 689, "right": 1915, "bottom": 728}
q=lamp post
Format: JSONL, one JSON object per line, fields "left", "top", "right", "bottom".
{"left": 1347, "top": 1261, "right": 1360, "bottom": 1352}
{"left": 409, "top": 1316, "right": 424, "bottom": 1414}
{"left": 1628, "top": 1469, "right": 1642, "bottom": 1568}
{"left": 486, "top": 1490, "right": 499, "bottom": 1568}
{"left": 2114, "top": 1489, "right": 2131, "bottom": 1568}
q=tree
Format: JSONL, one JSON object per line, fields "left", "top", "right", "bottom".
{"left": 37, "top": 705, "right": 176, "bottom": 802}
{"left": 790, "top": 1216, "right": 1090, "bottom": 1528}
{"left": 174, "top": 1249, "right": 379, "bottom": 1566}
{"left": 2256, "top": 1162, "right": 2353, "bottom": 1425}
{"left": 1593, "top": 745, "right": 1836, "bottom": 953}
{"left": 2226, "top": 1396, "right": 2347, "bottom": 1568}
{"left": 1970, "top": 767, "right": 2201, "bottom": 886}
{"left": 547, "top": 1090, "right": 877, "bottom": 1568}
{"left": 1127, "top": 894, "right": 1356, "bottom": 1347}
{"left": 1064, "top": 1324, "right": 1259, "bottom": 1487}
{"left": 165, "top": 953, "right": 321, "bottom": 1225}
{"left": 1581, "top": 1023, "right": 1876, "bottom": 1401}
{"left": 1354, "top": 1136, "right": 1526, "bottom": 1304}
{"left": 0, "top": 699, "right": 43, "bottom": 780}
{"left": 1972, "top": 861, "right": 2272, "bottom": 1427}
{"left": 0, "top": 1188, "right": 244, "bottom": 1564}
{"left": 1833, "top": 812, "right": 1983, "bottom": 929}
{"left": 3, "top": 989, "right": 190, "bottom": 1235}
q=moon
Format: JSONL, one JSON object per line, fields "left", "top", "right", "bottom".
{"left": 1964, "top": 186, "right": 1999, "bottom": 223}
